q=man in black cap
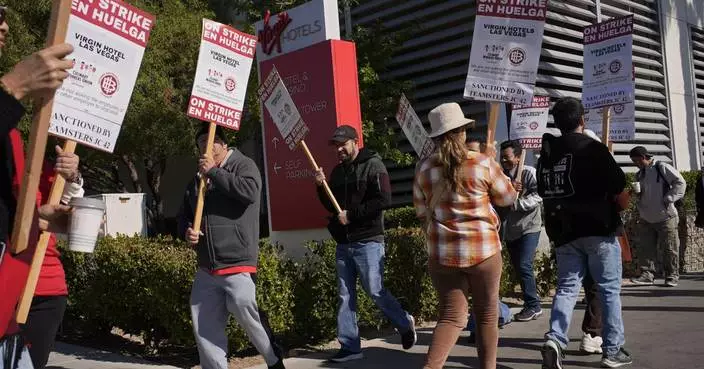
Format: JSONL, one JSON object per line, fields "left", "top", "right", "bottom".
{"left": 629, "top": 146, "right": 686, "bottom": 287}
{"left": 313, "top": 125, "right": 417, "bottom": 362}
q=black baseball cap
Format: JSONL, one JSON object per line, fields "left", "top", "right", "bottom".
{"left": 629, "top": 146, "right": 652, "bottom": 159}
{"left": 329, "top": 125, "right": 358, "bottom": 144}
{"left": 196, "top": 124, "right": 226, "bottom": 144}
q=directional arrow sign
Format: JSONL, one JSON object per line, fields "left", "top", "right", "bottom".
{"left": 273, "top": 162, "right": 282, "bottom": 175}
{"left": 272, "top": 137, "right": 279, "bottom": 150}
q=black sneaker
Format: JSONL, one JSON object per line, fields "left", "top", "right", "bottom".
{"left": 329, "top": 349, "right": 363, "bottom": 363}
{"left": 630, "top": 275, "right": 654, "bottom": 285}
{"left": 401, "top": 315, "right": 417, "bottom": 350}
{"left": 601, "top": 348, "right": 633, "bottom": 368}
{"left": 665, "top": 278, "right": 678, "bottom": 287}
{"left": 467, "top": 332, "right": 476, "bottom": 345}
{"left": 541, "top": 339, "right": 564, "bottom": 369}
{"left": 515, "top": 306, "right": 543, "bottom": 322}
{"left": 268, "top": 360, "right": 286, "bottom": 369}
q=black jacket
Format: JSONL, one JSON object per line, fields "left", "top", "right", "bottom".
{"left": 0, "top": 88, "right": 26, "bottom": 244}
{"left": 537, "top": 132, "right": 626, "bottom": 246}
{"left": 317, "top": 148, "right": 391, "bottom": 244}
{"left": 178, "top": 149, "right": 262, "bottom": 271}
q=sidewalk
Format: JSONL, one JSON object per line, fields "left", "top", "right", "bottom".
{"left": 47, "top": 275, "right": 704, "bottom": 369}
{"left": 247, "top": 275, "right": 704, "bottom": 369}
{"left": 47, "top": 342, "right": 179, "bottom": 369}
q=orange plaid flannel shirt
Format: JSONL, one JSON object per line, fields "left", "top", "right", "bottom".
{"left": 413, "top": 152, "right": 517, "bottom": 267}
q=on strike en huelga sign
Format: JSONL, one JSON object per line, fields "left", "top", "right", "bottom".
{"left": 187, "top": 19, "right": 257, "bottom": 130}
{"left": 582, "top": 15, "right": 634, "bottom": 109}
{"left": 257, "top": 67, "right": 310, "bottom": 150}
{"left": 464, "top": 0, "right": 548, "bottom": 105}
{"left": 49, "top": 0, "right": 154, "bottom": 152}
{"left": 509, "top": 95, "right": 550, "bottom": 149}
{"left": 584, "top": 103, "right": 635, "bottom": 142}
{"left": 396, "top": 94, "right": 434, "bottom": 159}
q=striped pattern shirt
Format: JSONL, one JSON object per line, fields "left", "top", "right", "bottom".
{"left": 413, "top": 152, "right": 517, "bottom": 267}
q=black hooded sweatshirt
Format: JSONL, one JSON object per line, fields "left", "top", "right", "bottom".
{"left": 536, "top": 132, "right": 626, "bottom": 246}
{"left": 317, "top": 148, "right": 391, "bottom": 244}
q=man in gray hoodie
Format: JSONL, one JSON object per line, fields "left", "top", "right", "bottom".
{"left": 179, "top": 125, "right": 284, "bottom": 369}
{"left": 499, "top": 140, "right": 543, "bottom": 322}
{"left": 629, "top": 146, "right": 686, "bottom": 287}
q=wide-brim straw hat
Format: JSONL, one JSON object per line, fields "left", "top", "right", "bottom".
{"left": 428, "top": 102, "right": 475, "bottom": 138}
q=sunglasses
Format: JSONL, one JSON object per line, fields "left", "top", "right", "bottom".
{"left": 0, "top": 7, "right": 6, "bottom": 25}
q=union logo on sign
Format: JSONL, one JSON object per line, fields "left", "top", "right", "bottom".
{"left": 614, "top": 104, "right": 625, "bottom": 114}
{"left": 508, "top": 48, "right": 526, "bottom": 66}
{"left": 529, "top": 121, "right": 539, "bottom": 130}
{"left": 99, "top": 73, "right": 119, "bottom": 97}
{"left": 225, "top": 77, "right": 237, "bottom": 92}
{"left": 609, "top": 59, "right": 622, "bottom": 74}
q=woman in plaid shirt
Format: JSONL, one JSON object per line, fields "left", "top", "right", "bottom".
{"left": 414, "top": 103, "right": 516, "bottom": 369}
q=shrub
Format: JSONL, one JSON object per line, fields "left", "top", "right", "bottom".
{"left": 61, "top": 229, "right": 441, "bottom": 352}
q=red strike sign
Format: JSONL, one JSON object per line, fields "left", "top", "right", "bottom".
{"left": 71, "top": 0, "right": 154, "bottom": 47}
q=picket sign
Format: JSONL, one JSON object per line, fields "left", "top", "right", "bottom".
{"left": 10, "top": 0, "right": 72, "bottom": 255}
{"left": 257, "top": 66, "right": 342, "bottom": 214}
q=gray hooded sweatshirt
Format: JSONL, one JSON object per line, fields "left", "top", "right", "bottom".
{"left": 636, "top": 160, "right": 686, "bottom": 224}
{"left": 501, "top": 165, "right": 543, "bottom": 242}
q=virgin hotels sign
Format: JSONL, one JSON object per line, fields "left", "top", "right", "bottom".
{"left": 255, "top": 0, "right": 340, "bottom": 62}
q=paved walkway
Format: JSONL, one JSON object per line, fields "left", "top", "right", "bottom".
{"left": 248, "top": 275, "right": 704, "bottom": 369}
{"left": 47, "top": 275, "right": 704, "bottom": 369}
{"left": 47, "top": 342, "right": 179, "bottom": 369}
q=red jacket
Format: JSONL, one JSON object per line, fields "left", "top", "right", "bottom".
{"left": 0, "top": 129, "right": 39, "bottom": 337}
{"left": 36, "top": 161, "right": 68, "bottom": 297}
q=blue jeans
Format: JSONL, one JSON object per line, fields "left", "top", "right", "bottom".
{"left": 545, "top": 236, "right": 625, "bottom": 357}
{"left": 336, "top": 241, "right": 412, "bottom": 353}
{"left": 507, "top": 232, "right": 541, "bottom": 310}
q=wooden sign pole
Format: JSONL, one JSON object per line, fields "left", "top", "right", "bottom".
{"left": 516, "top": 150, "right": 527, "bottom": 184}
{"left": 601, "top": 106, "right": 612, "bottom": 152}
{"left": 10, "top": 0, "right": 72, "bottom": 254}
{"left": 191, "top": 122, "right": 217, "bottom": 233}
{"left": 299, "top": 140, "right": 343, "bottom": 214}
{"left": 16, "top": 140, "right": 76, "bottom": 323}
{"left": 486, "top": 102, "right": 501, "bottom": 147}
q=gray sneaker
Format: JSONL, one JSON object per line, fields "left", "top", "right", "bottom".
{"left": 541, "top": 339, "right": 564, "bottom": 369}
{"left": 664, "top": 278, "right": 678, "bottom": 287}
{"left": 601, "top": 348, "right": 633, "bottom": 368}
{"left": 630, "top": 275, "right": 653, "bottom": 285}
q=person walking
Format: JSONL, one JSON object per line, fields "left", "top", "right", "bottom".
{"left": 498, "top": 139, "right": 543, "bottom": 322}
{"left": 537, "top": 97, "right": 632, "bottom": 368}
{"left": 179, "top": 125, "right": 284, "bottom": 369}
{"left": 413, "top": 102, "right": 516, "bottom": 369}
{"left": 314, "top": 125, "right": 417, "bottom": 363}
{"left": 629, "top": 146, "right": 686, "bottom": 287}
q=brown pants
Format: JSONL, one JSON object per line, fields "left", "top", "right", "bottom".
{"left": 424, "top": 253, "right": 502, "bottom": 369}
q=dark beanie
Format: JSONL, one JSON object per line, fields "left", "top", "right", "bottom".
{"left": 196, "top": 124, "right": 226, "bottom": 144}
{"left": 629, "top": 146, "right": 652, "bottom": 159}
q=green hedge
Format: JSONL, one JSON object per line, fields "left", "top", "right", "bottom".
{"left": 62, "top": 228, "right": 555, "bottom": 353}
{"left": 61, "top": 229, "right": 442, "bottom": 351}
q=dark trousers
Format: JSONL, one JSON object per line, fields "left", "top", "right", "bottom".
{"left": 582, "top": 272, "right": 602, "bottom": 337}
{"left": 20, "top": 295, "right": 67, "bottom": 369}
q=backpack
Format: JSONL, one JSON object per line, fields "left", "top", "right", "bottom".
{"left": 642, "top": 162, "right": 684, "bottom": 209}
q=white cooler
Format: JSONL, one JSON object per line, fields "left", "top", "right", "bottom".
{"left": 101, "top": 193, "right": 148, "bottom": 237}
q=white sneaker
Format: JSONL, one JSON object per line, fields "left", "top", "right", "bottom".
{"left": 579, "top": 332, "right": 603, "bottom": 354}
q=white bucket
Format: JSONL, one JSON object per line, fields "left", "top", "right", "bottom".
{"left": 68, "top": 197, "right": 106, "bottom": 253}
